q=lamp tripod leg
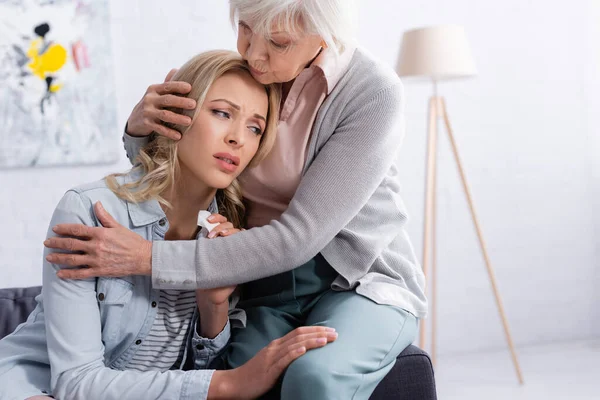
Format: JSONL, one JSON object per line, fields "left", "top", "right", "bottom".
{"left": 420, "top": 97, "right": 439, "bottom": 351}
{"left": 440, "top": 98, "right": 524, "bottom": 384}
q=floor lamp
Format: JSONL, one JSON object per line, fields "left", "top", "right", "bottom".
{"left": 396, "top": 25, "right": 524, "bottom": 384}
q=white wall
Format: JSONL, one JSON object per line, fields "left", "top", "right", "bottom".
{"left": 588, "top": 0, "right": 600, "bottom": 338}
{"left": 363, "top": 0, "right": 599, "bottom": 355}
{"left": 0, "top": 0, "right": 597, "bottom": 356}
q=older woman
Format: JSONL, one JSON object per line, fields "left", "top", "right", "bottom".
{"left": 46, "top": 0, "right": 428, "bottom": 398}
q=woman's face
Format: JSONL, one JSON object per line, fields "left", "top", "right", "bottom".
{"left": 177, "top": 70, "right": 268, "bottom": 189}
{"left": 237, "top": 20, "right": 324, "bottom": 84}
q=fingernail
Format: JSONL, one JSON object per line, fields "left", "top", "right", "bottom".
{"left": 208, "top": 231, "right": 217, "bottom": 239}
{"left": 325, "top": 327, "right": 336, "bottom": 332}
{"left": 327, "top": 332, "right": 338, "bottom": 339}
{"left": 43, "top": 240, "right": 49, "bottom": 246}
{"left": 317, "top": 338, "right": 327, "bottom": 344}
{"left": 46, "top": 255, "right": 53, "bottom": 262}
{"left": 207, "top": 216, "right": 215, "bottom": 222}
{"left": 221, "top": 229, "right": 228, "bottom": 235}
{"left": 296, "top": 346, "right": 306, "bottom": 354}
{"left": 52, "top": 227, "right": 58, "bottom": 233}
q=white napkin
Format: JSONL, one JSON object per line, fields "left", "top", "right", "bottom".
{"left": 197, "top": 210, "right": 219, "bottom": 238}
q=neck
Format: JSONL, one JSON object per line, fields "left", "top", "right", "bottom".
{"left": 160, "top": 165, "right": 217, "bottom": 241}
{"left": 282, "top": 47, "right": 323, "bottom": 103}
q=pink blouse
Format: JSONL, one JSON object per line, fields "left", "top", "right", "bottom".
{"left": 241, "top": 47, "right": 356, "bottom": 228}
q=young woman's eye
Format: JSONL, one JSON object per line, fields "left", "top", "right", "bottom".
{"left": 249, "top": 126, "right": 263, "bottom": 135}
{"left": 212, "top": 110, "right": 230, "bottom": 119}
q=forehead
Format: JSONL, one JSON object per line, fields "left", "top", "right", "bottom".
{"left": 240, "top": 10, "right": 307, "bottom": 39}
{"left": 206, "top": 71, "right": 269, "bottom": 113}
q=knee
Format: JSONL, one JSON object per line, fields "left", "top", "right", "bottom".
{"left": 281, "top": 356, "right": 333, "bottom": 399}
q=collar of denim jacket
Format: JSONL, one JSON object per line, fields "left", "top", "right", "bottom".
{"left": 121, "top": 168, "right": 219, "bottom": 228}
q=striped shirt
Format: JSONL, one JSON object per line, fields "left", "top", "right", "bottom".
{"left": 125, "top": 289, "right": 197, "bottom": 371}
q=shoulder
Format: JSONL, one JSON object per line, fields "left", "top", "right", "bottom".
{"left": 328, "top": 47, "right": 404, "bottom": 118}
{"left": 346, "top": 47, "right": 403, "bottom": 98}
{"left": 66, "top": 177, "right": 119, "bottom": 205}
{"left": 55, "top": 175, "right": 129, "bottom": 227}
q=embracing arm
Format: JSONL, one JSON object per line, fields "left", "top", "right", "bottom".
{"left": 43, "top": 191, "right": 219, "bottom": 400}
{"left": 49, "top": 80, "right": 406, "bottom": 289}
{"left": 150, "top": 81, "right": 406, "bottom": 289}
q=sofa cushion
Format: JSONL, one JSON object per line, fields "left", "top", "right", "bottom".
{"left": 0, "top": 286, "right": 41, "bottom": 340}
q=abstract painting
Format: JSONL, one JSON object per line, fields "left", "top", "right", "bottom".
{"left": 0, "top": 0, "right": 117, "bottom": 168}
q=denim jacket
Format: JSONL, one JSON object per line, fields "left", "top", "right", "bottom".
{"left": 0, "top": 170, "right": 244, "bottom": 400}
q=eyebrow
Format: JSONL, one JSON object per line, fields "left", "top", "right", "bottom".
{"left": 210, "top": 98, "right": 266, "bottom": 122}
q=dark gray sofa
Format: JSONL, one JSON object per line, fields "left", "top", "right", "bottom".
{"left": 0, "top": 286, "right": 437, "bottom": 399}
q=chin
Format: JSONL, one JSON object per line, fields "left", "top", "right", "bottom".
{"left": 206, "top": 175, "right": 236, "bottom": 190}
{"left": 253, "top": 74, "right": 276, "bottom": 85}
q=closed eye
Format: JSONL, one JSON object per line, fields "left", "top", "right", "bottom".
{"left": 239, "top": 21, "right": 252, "bottom": 34}
{"left": 270, "top": 40, "right": 289, "bottom": 50}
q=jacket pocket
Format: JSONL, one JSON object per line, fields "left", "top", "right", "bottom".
{"left": 96, "top": 278, "right": 134, "bottom": 344}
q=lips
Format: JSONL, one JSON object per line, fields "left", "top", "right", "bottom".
{"left": 249, "top": 66, "right": 266, "bottom": 76}
{"left": 213, "top": 152, "right": 240, "bottom": 173}
{"left": 213, "top": 152, "right": 240, "bottom": 165}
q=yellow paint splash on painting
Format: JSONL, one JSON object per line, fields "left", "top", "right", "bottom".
{"left": 27, "top": 38, "right": 67, "bottom": 83}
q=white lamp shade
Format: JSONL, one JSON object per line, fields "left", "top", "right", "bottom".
{"left": 396, "top": 25, "right": 477, "bottom": 82}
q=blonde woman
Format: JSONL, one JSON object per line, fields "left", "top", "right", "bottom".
{"left": 46, "top": 0, "right": 429, "bottom": 398}
{"left": 0, "top": 50, "right": 337, "bottom": 400}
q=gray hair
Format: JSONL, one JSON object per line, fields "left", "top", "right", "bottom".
{"left": 229, "top": 0, "right": 356, "bottom": 55}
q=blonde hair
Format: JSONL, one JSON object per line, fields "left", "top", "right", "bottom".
{"left": 229, "top": 0, "right": 357, "bottom": 55}
{"left": 106, "top": 50, "right": 280, "bottom": 228}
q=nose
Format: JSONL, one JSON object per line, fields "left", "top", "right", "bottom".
{"left": 245, "top": 36, "right": 267, "bottom": 63}
{"left": 225, "top": 123, "right": 245, "bottom": 148}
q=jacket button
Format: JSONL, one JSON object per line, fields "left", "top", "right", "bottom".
{"left": 196, "top": 344, "right": 204, "bottom": 350}
{"left": 135, "top": 339, "right": 142, "bottom": 345}
{"left": 151, "top": 301, "right": 157, "bottom": 308}
{"left": 158, "top": 219, "right": 166, "bottom": 226}
{"left": 98, "top": 293, "right": 105, "bottom": 301}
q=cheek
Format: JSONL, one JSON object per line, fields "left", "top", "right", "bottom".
{"left": 271, "top": 56, "right": 301, "bottom": 81}
{"left": 244, "top": 138, "right": 262, "bottom": 166}
{"left": 237, "top": 34, "right": 248, "bottom": 57}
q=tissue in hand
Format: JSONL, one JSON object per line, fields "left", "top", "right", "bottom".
{"left": 197, "top": 210, "right": 219, "bottom": 237}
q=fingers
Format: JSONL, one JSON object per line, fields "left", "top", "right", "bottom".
{"left": 271, "top": 331, "right": 338, "bottom": 374}
{"left": 94, "top": 202, "right": 120, "bottom": 228}
{"left": 279, "top": 331, "right": 338, "bottom": 349}
{"left": 149, "top": 122, "right": 182, "bottom": 140}
{"left": 281, "top": 326, "right": 337, "bottom": 342}
{"left": 44, "top": 236, "right": 94, "bottom": 254}
{"left": 153, "top": 81, "right": 193, "bottom": 96}
{"left": 50, "top": 224, "right": 98, "bottom": 240}
{"left": 155, "top": 109, "right": 192, "bottom": 127}
{"left": 157, "top": 94, "right": 196, "bottom": 111}
{"left": 207, "top": 222, "right": 237, "bottom": 239}
{"left": 164, "top": 68, "right": 178, "bottom": 83}
{"left": 207, "top": 213, "right": 228, "bottom": 224}
{"left": 45, "top": 252, "right": 92, "bottom": 267}
{"left": 57, "top": 267, "right": 101, "bottom": 280}
{"left": 216, "top": 228, "right": 240, "bottom": 238}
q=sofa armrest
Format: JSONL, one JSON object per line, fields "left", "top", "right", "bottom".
{"left": 370, "top": 345, "right": 437, "bottom": 400}
{"left": 0, "top": 286, "right": 42, "bottom": 339}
